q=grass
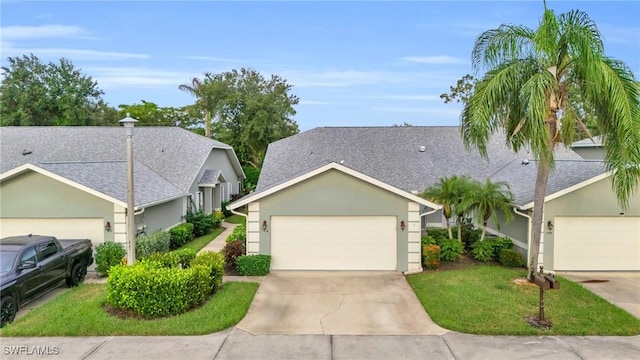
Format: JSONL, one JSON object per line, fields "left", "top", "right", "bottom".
{"left": 225, "top": 215, "right": 246, "bottom": 225}
{"left": 0, "top": 282, "right": 258, "bottom": 336}
{"left": 178, "top": 227, "right": 225, "bottom": 252}
{"left": 407, "top": 265, "right": 640, "bottom": 335}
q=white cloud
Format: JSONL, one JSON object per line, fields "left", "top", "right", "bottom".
{"left": 281, "top": 68, "right": 458, "bottom": 89}
{"left": 400, "top": 56, "right": 467, "bottom": 65}
{"left": 87, "top": 67, "right": 194, "bottom": 89}
{"left": 1, "top": 25, "right": 85, "bottom": 39}
{"left": 365, "top": 95, "right": 442, "bottom": 101}
{"left": 1, "top": 42, "right": 148, "bottom": 60}
{"left": 298, "top": 100, "right": 338, "bottom": 105}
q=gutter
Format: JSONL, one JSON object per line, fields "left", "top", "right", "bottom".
{"left": 513, "top": 206, "right": 532, "bottom": 266}
{"left": 419, "top": 207, "right": 438, "bottom": 232}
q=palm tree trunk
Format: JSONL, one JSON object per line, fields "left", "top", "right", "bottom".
{"left": 528, "top": 160, "right": 551, "bottom": 281}
{"left": 457, "top": 216, "right": 463, "bottom": 242}
{"left": 446, "top": 218, "right": 453, "bottom": 239}
{"left": 480, "top": 225, "right": 486, "bottom": 242}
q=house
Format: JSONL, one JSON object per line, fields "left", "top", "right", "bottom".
{"left": 0, "top": 126, "right": 244, "bottom": 248}
{"left": 228, "top": 126, "right": 640, "bottom": 273}
{"left": 571, "top": 136, "right": 604, "bottom": 160}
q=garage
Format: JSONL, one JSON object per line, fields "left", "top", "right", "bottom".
{"left": 554, "top": 216, "right": 640, "bottom": 271}
{"left": 0, "top": 218, "right": 105, "bottom": 245}
{"left": 270, "top": 216, "right": 397, "bottom": 270}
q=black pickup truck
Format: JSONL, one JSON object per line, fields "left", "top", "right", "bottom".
{"left": 0, "top": 234, "right": 94, "bottom": 326}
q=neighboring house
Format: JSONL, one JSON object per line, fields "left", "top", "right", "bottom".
{"left": 229, "top": 127, "right": 640, "bottom": 273}
{"left": 571, "top": 136, "right": 604, "bottom": 160}
{"left": 0, "top": 127, "right": 244, "bottom": 248}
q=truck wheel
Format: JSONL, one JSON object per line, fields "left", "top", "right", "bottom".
{"left": 1, "top": 295, "right": 17, "bottom": 327}
{"left": 67, "top": 263, "right": 87, "bottom": 287}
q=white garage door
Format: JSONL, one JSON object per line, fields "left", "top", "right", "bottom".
{"left": 554, "top": 217, "right": 640, "bottom": 271}
{"left": 0, "top": 218, "right": 105, "bottom": 245}
{"left": 270, "top": 216, "right": 397, "bottom": 271}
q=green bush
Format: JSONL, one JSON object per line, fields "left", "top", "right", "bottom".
{"left": 471, "top": 240, "right": 495, "bottom": 262}
{"left": 438, "top": 239, "right": 464, "bottom": 262}
{"left": 460, "top": 218, "right": 482, "bottom": 251}
{"left": 192, "top": 251, "right": 225, "bottom": 293}
{"left": 146, "top": 252, "right": 181, "bottom": 268}
{"left": 221, "top": 201, "right": 233, "bottom": 218}
{"left": 499, "top": 249, "right": 524, "bottom": 267}
{"left": 223, "top": 240, "right": 245, "bottom": 268}
{"left": 421, "top": 236, "right": 437, "bottom": 246}
{"left": 106, "top": 261, "right": 210, "bottom": 318}
{"left": 95, "top": 241, "right": 126, "bottom": 276}
{"left": 422, "top": 245, "right": 440, "bottom": 270}
{"left": 226, "top": 224, "right": 246, "bottom": 245}
{"left": 426, "top": 227, "right": 450, "bottom": 243}
{"left": 236, "top": 255, "right": 271, "bottom": 276}
{"left": 492, "top": 237, "right": 514, "bottom": 259}
{"left": 169, "top": 223, "right": 194, "bottom": 249}
{"left": 186, "top": 209, "right": 215, "bottom": 237}
{"left": 242, "top": 166, "right": 260, "bottom": 193}
{"left": 173, "top": 248, "right": 197, "bottom": 268}
{"left": 136, "top": 231, "right": 171, "bottom": 260}
{"left": 212, "top": 211, "right": 225, "bottom": 228}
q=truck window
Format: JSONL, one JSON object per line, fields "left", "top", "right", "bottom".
{"left": 20, "top": 247, "right": 37, "bottom": 265}
{"left": 38, "top": 241, "right": 59, "bottom": 260}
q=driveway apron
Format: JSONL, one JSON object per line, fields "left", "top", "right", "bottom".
{"left": 236, "top": 271, "right": 448, "bottom": 335}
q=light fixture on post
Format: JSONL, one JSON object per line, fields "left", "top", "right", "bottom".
{"left": 400, "top": 220, "right": 406, "bottom": 231}
{"left": 104, "top": 221, "right": 111, "bottom": 232}
{"left": 262, "top": 220, "right": 268, "bottom": 232}
{"left": 119, "top": 113, "right": 138, "bottom": 265}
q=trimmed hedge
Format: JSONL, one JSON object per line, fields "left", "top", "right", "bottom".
{"left": 135, "top": 231, "right": 171, "bottom": 260}
{"left": 226, "top": 224, "right": 246, "bottom": 245}
{"left": 106, "top": 260, "right": 210, "bottom": 318}
{"left": 192, "top": 251, "right": 225, "bottom": 293}
{"left": 422, "top": 245, "right": 440, "bottom": 270}
{"left": 235, "top": 255, "right": 271, "bottom": 276}
{"left": 169, "top": 223, "right": 195, "bottom": 249}
{"left": 95, "top": 241, "right": 126, "bottom": 276}
{"left": 223, "top": 240, "right": 245, "bottom": 268}
{"left": 499, "top": 249, "right": 524, "bottom": 267}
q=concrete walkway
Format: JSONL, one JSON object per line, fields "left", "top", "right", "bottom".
{"left": 198, "top": 221, "right": 239, "bottom": 254}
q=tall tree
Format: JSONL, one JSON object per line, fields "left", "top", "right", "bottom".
{"left": 0, "top": 54, "right": 105, "bottom": 126}
{"left": 117, "top": 100, "right": 196, "bottom": 127}
{"left": 461, "top": 179, "right": 514, "bottom": 241}
{"left": 201, "top": 68, "right": 299, "bottom": 168}
{"left": 179, "top": 77, "right": 214, "bottom": 138}
{"left": 460, "top": 4, "right": 640, "bottom": 279}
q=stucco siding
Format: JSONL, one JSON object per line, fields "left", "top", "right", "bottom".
{"left": 0, "top": 171, "right": 115, "bottom": 241}
{"left": 140, "top": 197, "right": 185, "bottom": 234}
{"left": 542, "top": 176, "right": 640, "bottom": 269}
{"left": 572, "top": 147, "right": 605, "bottom": 160}
{"left": 190, "top": 149, "right": 242, "bottom": 197}
{"left": 257, "top": 169, "right": 411, "bottom": 271}
{"left": 486, "top": 211, "right": 529, "bottom": 252}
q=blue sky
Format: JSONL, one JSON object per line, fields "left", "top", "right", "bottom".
{"left": 2, "top": 1, "right": 639, "bottom": 131}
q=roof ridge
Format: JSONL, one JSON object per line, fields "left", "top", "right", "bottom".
{"left": 37, "top": 160, "right": 125, "bottom": 164}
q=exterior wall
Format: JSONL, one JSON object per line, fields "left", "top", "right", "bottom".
{"left": 140, "top": 197, "right": 185, "bottom": 234}
{"left": 485, "top": 211, "right": 530, "bottom": 254}
{"left": 256, "top": 169, "right": 412, "bottom": 272}
{"left": 0, "top": 171, "right": 115, "bottom": 242}
{"left": 422, "top": 208, "right": 444, "bottom": 230}
{"left": 190, "top": 149, "right": 242, "bottom": 199}
{"left": 542, "top": 176, "right": 640, "bottom": 270}
{"left": 572, "top": 147, "right": 605, "bottom": 160}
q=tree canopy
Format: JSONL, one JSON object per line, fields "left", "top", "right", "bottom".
{"left": 1, "top": 54, "right": 106, "bottom": 126}
{"left": 459, "top": 4, "right": 640, "bottom": 277}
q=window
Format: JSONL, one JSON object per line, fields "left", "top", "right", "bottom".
{"left": 38, "top": 241, "right": 59, "bottom": 260}
{"left": 20, "top": 247, "right": 37, "bottom": 266}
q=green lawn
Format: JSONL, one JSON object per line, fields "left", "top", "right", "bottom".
{"left": 0, "top": 282, "right": 258, "bottom": 336}
{"left": 407, "top": 265, "right": 640, "bottom": 335}
{"left": 178, "top": 227, "right": 225, "bottom": 252}
{"left": 225, "top": 215, "right": 246, "bottom": 225}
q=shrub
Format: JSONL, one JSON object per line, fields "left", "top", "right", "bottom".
{"left": 223, "top": 240, "right": 245, "bottom": 268}
{"left": 426, "top": 227, "right": 450, "bottom": 243}
{"left": 221, "top": 201, "right": 233, "bottom": 218}
{"left": 169, "top": 223, "right": 194, "bottom": 249}
{"left": 146, "top": 252, "right": 181, "bottom": 268}
{"left": 106, "top": 261, "right": 210, "bottom": 318}
{"left": 460, "top": 218, "right": 482, "bottom": 251}
{"left": 471, "top": 240, "right": 495, "bottom": 262}
{"left": 95, "top": 241, "right": 126, "bottom": 276}
{"left": 422, "top": 245, "right": 440, "bottom": 270}
{"left": 236, "top": 255, "right": 271, "bottom": 276}
{"left": 226, "top": 224, "right": 246, "bottom": 245}
{"left": 492, "top": 237, "right": 514, "bottom": 259}
{"left": 186, "top": 209, "right": 215, "bottom": 237}
{"left": 135, "top": 231, "right": 171, "bottom": 260}
{"left": 212, "top": 211, "right": 225, "bottom": 228}
{"left": 421, "top": 236, "right": 437, "bottom": 246}
{"left": 438, "top": 239, "right": 464, "bottom": 261}
{"left": 192, "top": 251, "right": 225, "bottom": 293}
{"left": 499, "top": 248, "right": 524, "bottom": 267}
{"left": 173, "top": 248, "right": 197, "bottom": 268}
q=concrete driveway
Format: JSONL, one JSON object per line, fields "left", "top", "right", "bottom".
{"left": 236, "top": 271, "right": 448, "bottom": 336}
{"left": 556, "top": 272, "right": 640, "bottom": 319}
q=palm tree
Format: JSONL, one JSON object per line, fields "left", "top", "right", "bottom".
{"left": 421, "top": 176, "right": 459, "bottom": 239}
{"left": 460, "top": 3, "right": 640, "bottom": 279}
{"left": 179, "top": 76, "right": 212, "bottom": 138}
{"left": 461, "top": 179, "right": 514, "bottom": 241}
{"left": 452, "top": 175, "right": 478, "bottom": 242}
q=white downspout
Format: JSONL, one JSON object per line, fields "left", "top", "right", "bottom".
{"left": 513, "top": 207, "right": 532, "bottom": 266}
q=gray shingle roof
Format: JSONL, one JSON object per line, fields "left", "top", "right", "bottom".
{"left": 36, "top": 161, "right": 184, "bottom": 207}
{"left": 1, "top": 127, "right": 243, "bottom": 207}
{"left": 257, "top": 126, "right": 605, "bottom": 206}
{"left": 199, "top": 169, "right": 224, "bottom": 185}
{"left": 571, "top": 135, "right": 603, "bottom": 148}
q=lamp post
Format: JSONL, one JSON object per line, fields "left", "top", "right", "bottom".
{"left": 119, "top": 114, "right": 138, "bottom": 265}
